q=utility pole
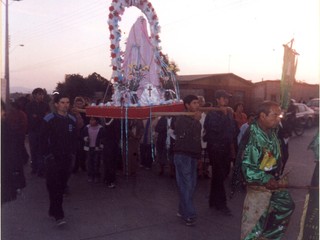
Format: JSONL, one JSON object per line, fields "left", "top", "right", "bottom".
{"left": 5, "top": 0, "right": 10, "bottom": 103}
{"left": 4, "top": 0, "right": 22, "bottom": 104}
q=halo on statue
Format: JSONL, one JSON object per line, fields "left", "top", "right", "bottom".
{"left": 86, "top": 0, "right": 183, "bottom": 119}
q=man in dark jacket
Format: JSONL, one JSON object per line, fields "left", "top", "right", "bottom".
{"left": 173, "top": 95, "right": 202, "bottom": 226}
{"left": 204, "top": 89, "right": 236, "bottom": 216}
{"left": 40, "top": 93, "right": 77, "bottom": 226}
{"left": 25, "top": 88, "right": 50, "bottom": 176}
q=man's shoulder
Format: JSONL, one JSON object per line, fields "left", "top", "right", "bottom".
{"left": 25, "top": 101, "right": 36, "bottom": 110}
{"left": 43, "top": 113, "right": 55, "bottom": 122}
{"left": 176, "top": 115, "right": 195, "bottom": 124}
{"left": 206, "top": 110, "right": 222, "bottom": 118}
{"left": 67, "top": 114, "right": 77, "bottom": 123}
{"left": 240, "top": 123, "right": 249, "bottom": 131}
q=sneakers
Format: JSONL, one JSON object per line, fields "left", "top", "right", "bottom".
{"left": 107, "top": 183, "right": 116, "bottom": 189}
{"left": 185, "top": 218, "right": 196, "bottom": 226}
{"left": 176, "top": 212, "right": 195, "bottom": 226}
{"left": 56, "top": 218, "right": 66, "bottom": 226}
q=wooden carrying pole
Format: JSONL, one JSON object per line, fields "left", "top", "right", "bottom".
{"left": 151, "top": 106, "right": 233, "bottom": 117}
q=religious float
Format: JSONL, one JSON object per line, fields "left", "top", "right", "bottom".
{"left": 86, "top": 0, "right": 184, "bottom": 119}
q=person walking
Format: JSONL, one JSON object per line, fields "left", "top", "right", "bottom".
{"left": 139, "top": 118, "right": 156, "bottom": 170}
{"left": 25, "top": 88, "right": 50, "bottom": 176}
{"left": 203, "top": 89, "right": 236, "bottom": 216}
{"left": 233, "top": 102, "right": 248, "bottom": 129}
{"left": 125, "top": 119, "right": 144, "bottom": 175}
{"left": 82, "top": 117, "right": 104, "bottom": 183}
{"left": 1, "top": 101, "right": 26, "bottom": 204}
{"left": 173, "top": 95, "right": 202, "bottom": 226}
{"left": 102, "top": 118, "right": 121, "bottom": 188}
{"left": 71, "top": 96, "right": 88, "bottom": 173}
{"left": 155, "top": 116, "right": 176, "bottom": 177}
{"left": 40, "top": 93, "right": 77, "bottom": 226}
{"left": 240, "top": 101, "right": 295, "bottom": 240}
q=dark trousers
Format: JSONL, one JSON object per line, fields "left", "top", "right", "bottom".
{"left": 207, "top": 144, "right": 230, "bottom": 209}
{"left": 73, "top": 139, "right": 86, "bottom": 172}
{"left": 140, "top": 143, "right": 153, "bottom": 168}
{"left": 103, "top": 143, "right": 118, "bottom": 184}
{"left": 87, "top": 149, "right": 101, "bottom": 178}
{"left": 29, "top": 131, "right": 44, "bottom": 174}
{"left": 46, "top": 154, "right": 72, "bottom": 220}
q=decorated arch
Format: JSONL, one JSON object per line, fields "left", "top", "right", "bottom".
{"left": 86, "top": 0, "right": 183, "bottom": 118}
{"left": 108, "top": 0, "right": 161, "bottom": 82}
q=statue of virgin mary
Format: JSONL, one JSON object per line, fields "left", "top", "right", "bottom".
{"left": 122, "top": 16, "right": 161, "bottom": 105}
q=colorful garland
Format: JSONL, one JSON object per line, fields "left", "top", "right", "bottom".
{"left": 108, "top": 0, "right": 161, "bottom": 83}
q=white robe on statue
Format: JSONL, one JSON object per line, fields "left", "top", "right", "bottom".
{"left": 122, "top": 16, "right": 160, "bottom": 100}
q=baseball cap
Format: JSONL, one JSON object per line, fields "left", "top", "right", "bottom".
{"left": 214, "top": 89, "right": 232, "bottom": 99}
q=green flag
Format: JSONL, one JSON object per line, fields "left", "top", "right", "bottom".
{"left": 280, "top": 39, "right": 299, "bottom": 111}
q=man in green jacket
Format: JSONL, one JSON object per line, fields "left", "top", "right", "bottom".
{"left": 241, "top": 101, "right": 295, "bottom": 240}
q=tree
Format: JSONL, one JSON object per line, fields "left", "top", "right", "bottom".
{"left": 55, "top": 73, "right": 112, "bottom": 103}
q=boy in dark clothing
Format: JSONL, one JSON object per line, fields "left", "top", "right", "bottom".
{"left": 40, "top": 93, "right": 77, "bottom": 226}
{"left": 173, "top": 95, "right": 202, "bottom": 226}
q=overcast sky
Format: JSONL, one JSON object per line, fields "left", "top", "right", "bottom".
{"left": 2, "top": 0, "right": 319, "bottom": 92}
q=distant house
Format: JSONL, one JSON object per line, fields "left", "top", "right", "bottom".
{"left": 177, "top": 73, "right": 254, "bottom": 111}
{"left": 252, "top": 80, "right": 319, "bottom": 109}
{"left": 177, "top": 73, "right": 319, "bottom": 113}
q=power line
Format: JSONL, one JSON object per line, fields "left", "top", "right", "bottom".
{"left": 12, "top": 1, "right": 106, "bottom": 44}
{"left": 12, "top": 0, "right": 103, "bottom": 35}
{"left": 10, "top": 0, "right": 257, "bottom": 74}
{"left": 161, "top": 0, "right": 255, "bottom": 29}
{"left": 11, "top": 43, "right": 107, "bottom": 72}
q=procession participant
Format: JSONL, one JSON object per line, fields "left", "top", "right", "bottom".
{"left": 82, "top": 117, "right": 104, "bottom": 183}
{"left": 25, "top": 87, "right": 50, "bottom": 176}
{"left": 40, "top": 93, "right": 77, "bottom": 226}
{"left": 155, "top": 115, "right": 176, "bottom": 177}
{"left": 71, "top": 96, "right": 88, "bottom": 173}
{"left": 204, "top": 89, "right": 236, "bottom": 215}
{"left": 102, "top": 118, "right": 121, "bottom": 188}
{"left": 240, "top": 101, "right": 295, "bottom": 240}
{"left": 173, "top": 95, "right": 202, "bottom": 226}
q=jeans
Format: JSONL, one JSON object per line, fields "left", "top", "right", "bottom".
{"left": 174, "top": 153, "right": 197, "bottom": 220}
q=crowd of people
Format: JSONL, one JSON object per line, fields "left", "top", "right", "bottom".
{"left": 2, "top": 87, "right": 314, "bottom": 239}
